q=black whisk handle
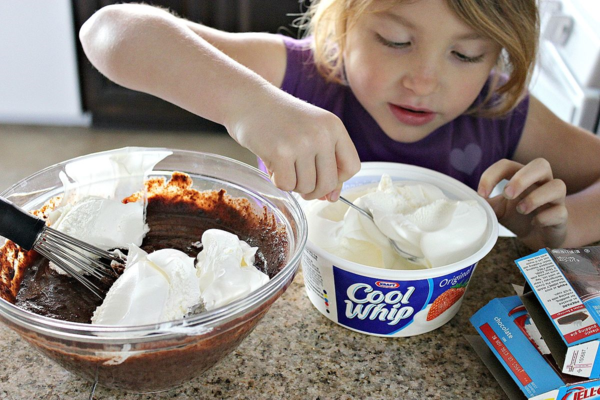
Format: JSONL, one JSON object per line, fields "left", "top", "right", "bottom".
{"left": 0, "top": 197, "right": 47, "bottom": 250}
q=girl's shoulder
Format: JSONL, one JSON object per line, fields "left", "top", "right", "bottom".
{"left": 279, "top": 35, "right": 317, "bottom": 80}
{"left": 279, "top": 35, "right": 313, "bottom": 52}
{"left": 279, "top": 35, "right": 348, "bottom": 111}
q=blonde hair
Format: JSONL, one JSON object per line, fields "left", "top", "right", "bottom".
{"left": 296, "top": 0, "right": 539, "bottom": 118}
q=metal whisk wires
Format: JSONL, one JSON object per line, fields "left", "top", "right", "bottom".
{"left": 33, "top": 227, "right": 124, "bottom": 298}
{"left": 0, "top": 197, "right": 125, "bottom": 299}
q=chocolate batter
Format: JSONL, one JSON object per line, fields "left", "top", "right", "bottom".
{"left": 3, "top": 172, "right": 289, "bottom": 324}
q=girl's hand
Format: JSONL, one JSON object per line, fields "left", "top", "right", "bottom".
{"left": 79, "top": 4, "right": 360, "bottom": 201}
{"left": 478, "top": 158, "right": 568, "bottom": 249}
{"left": 226, "top": 89, "right": 361, "bottom": 201}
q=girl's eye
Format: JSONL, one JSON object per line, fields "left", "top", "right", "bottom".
{"left": 452, "top": 50, "right": 484, "bottom": 63}
{"left": 375, "top": 34, "right": 410, "bottom": 49}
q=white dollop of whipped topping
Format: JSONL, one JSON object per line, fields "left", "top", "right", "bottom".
{"left": 92, "top": 245, "right": 200, "bottom": 326}
{"left": 59, "top": 147, "right": 172, "bottom": 204}
{"left": 306, "top": 174, "right": 488, "bottom": 270}
{"left": 47, "top": 148, "right": 170, "bottom": 274}
{"left": 48, "top": 196, "right": 148, "bottom": 250}
{"left": 92, "top": 245, "right": 199, "bottom": 325}
{"left": 196, "top": 229, "right": 270, "bottom": 311}
{"left": 91, "top": 229, "right": 270, "bottom": 325}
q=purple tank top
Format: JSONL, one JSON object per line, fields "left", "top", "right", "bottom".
{"left": 272, "top": 36, "right": 529, "bottom": 190}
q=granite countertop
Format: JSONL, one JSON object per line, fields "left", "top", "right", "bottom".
{"left": 0, "top": 237, "right": 532, "bottom": 399}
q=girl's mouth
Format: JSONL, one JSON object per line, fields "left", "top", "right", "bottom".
{"left": 389, "top": 104, "right": 436, "bottom": 126}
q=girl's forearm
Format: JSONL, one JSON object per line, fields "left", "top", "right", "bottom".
{"left": 564, "top": 180, "right": 600, "bottom": 247}
{"left": 79, "top": 4, "right": 276, "bottom": 131}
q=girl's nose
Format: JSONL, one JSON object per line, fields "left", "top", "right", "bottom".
{"left": 401, "top": 64, "right": 439, "bottom": 96}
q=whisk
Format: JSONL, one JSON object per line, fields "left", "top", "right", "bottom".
{"left": 0, "top": 197, "right": 126, "bottom": 298}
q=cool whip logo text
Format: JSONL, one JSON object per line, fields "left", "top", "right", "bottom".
{"left": 345, "top": 283, "right": 415, "bottom": 325}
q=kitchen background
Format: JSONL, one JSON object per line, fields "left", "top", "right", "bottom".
{"left": 0, "top": 0, "right": 306, "bottom": 192}
{"left": 0, "top": 1, "right": 598, "bottom": 398}
{"left": 0, "top": 0, "right": 598, "bottom": 201}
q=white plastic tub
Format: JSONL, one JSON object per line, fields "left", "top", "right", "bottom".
{"left": 299, "top": 162, "right": 499, "bottom": 337}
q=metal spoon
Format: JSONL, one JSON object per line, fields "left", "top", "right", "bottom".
{"left": 338, "top": 196, "right": 423, "bottom": 264}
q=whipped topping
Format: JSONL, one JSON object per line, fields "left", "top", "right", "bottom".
{"left": 48, "top": 196, "right": 147, "bottom": 250}
{"left": 92, "top": 229, "right": 270, "bottom": 325}
{"left": 59, "top": 147, "right": 172, "bottom": 204}
{"left": 196, "top": 229, "right": 270, "bottom": 311}
{"left": 43, "top": 149, "right": 272, "bottom": 325}
{"left": 46, "top": 148, "right": 169, "bottom": 274}
{"left": 92, "top": 245, "right": 200, "bottom": 325}
{"left": 306, "top": 174, "right": 488, "bottom": 270}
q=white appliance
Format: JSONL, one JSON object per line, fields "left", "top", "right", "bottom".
{"left": 530, "top": 0, "right": 600, "bottom": 134}
{"left": 0, "top": 0, "right": 90, "bottom": 126}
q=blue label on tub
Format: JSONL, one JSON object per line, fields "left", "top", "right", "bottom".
{"left": 333, "top": 264, "right": 476, "bottom": 335}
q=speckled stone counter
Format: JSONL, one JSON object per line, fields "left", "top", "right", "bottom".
{"left": 0, "top": 237, "right": 532, "bottom": 399}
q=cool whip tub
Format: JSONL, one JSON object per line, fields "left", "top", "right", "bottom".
{"left": 300, "top": 162, "right": 498, "bottom": 337}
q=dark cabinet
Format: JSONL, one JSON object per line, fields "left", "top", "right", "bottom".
{"left": 73, "top": 0, "right": 305, "bottom": 130}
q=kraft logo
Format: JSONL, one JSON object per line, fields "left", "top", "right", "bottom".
{"left": 375, "top": 281, "right": 399, "bottom": 289}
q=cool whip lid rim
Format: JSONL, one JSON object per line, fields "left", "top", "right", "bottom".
{"left": 305, "top": 161, "right": 499, "bottom": 279}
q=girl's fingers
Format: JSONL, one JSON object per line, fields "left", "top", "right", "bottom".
{"left": 270, "top": 161, "right": 297, "bottom": 192}
{"left": 479, "top": 158, "right": 554, "bottom": 200}
{"left": 335, "top": 140, "right": 361, "bottom": 184}
{"left": 293, "top": 157, "right": 317, "bottom": 195}
{"left": 325, "top": 185, "right": 342, "bottom": 202}
{"left": 478, "top": 159, "right": 523, "bottom": 197}
{"left": 503, "top": 158, "right": 553, "bottom": 200}
{"left": 307, "top": 152, "right": 339, "bottom": 200}
{"left": 516, "top": 179, "right": 567, "bottom": 215}
{"left": 304, "top": 138, "right": 360, "bottom": 201}
{"left": 319, "top": 140, "right": 360, "bottom": 202}
{"left": 531, "top": 203, "right": 568, "bottom": 228}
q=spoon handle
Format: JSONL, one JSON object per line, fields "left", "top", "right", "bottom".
{"left": 337, "top": 195, "right": 423, "bottom": 264}
{"left": 338, "top": 196, "right": 374, "bottom": 220}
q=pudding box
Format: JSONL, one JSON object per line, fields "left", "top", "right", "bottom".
{"left": 469, "top": 245, "right": 600, "bottom": 400}
{"left": 515, "top": 247, "right": 600, "bottom": 379}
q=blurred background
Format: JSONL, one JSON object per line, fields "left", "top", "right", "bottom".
{"left": 0, "top": 0, "right": 599, "bottom": 191}
{"left": 0, "top": 0, "right": 306, "bottom": 191}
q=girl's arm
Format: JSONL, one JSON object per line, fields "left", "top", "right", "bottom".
{"left": 79, "top": 4, "right": 360, "bottom": 201}
{"left": 479, "top": 96, "right": 600, "bottom": 248}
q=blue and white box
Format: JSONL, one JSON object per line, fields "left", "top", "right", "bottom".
{"left": 470, "top": 295, "right": 600, "bottom": 400}
{"left": 515, "top": 247, "right": 600, "bottom": 379}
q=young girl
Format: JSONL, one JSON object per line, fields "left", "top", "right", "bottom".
{"left": 79, "top": 0, "right": 600, "bottom": 251}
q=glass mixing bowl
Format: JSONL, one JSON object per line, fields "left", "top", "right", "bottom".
{"left": 0, "top": 147, "right": 307, "bottom": 392}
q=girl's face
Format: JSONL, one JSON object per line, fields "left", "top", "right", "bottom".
{"left": 343, "top": 0, "right": 502, "bottom": 142}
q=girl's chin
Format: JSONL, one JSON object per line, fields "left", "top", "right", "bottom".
{"left": 380, "top": 122, "right": 439, "bottom": 143}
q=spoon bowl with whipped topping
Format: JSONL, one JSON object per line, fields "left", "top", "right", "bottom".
{"left": 338, "top": 195, "right": 424, "bottom": 266}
